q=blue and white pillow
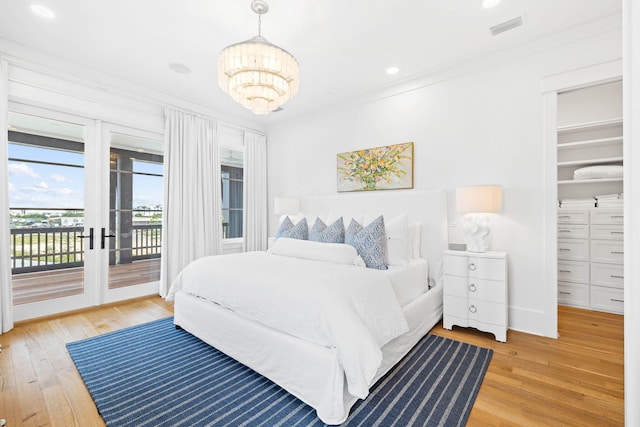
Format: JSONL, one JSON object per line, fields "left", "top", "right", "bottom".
{"left": 275, "top": 216, "right": 308, "bottom": 240}
{"left": 345, "top": 216, "right": 387, "bottom": 270}
{"left": 309, "top": 217, "right": 345, "bottom": 243}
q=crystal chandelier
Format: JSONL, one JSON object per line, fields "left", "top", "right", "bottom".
{"left": 217, "top": 0, "right": 300, "bottom": 115}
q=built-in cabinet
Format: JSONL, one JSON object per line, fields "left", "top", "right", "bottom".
{"left": 556, "top": 81, "right": 624, "bottom": 314}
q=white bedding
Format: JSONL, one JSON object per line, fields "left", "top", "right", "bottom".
{"left": 166, "top": 251, "right": 410, "bottom": 398}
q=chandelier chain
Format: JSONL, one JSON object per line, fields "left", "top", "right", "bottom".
{"left": 258, "top": 14, "right": 262, "bottom": 36}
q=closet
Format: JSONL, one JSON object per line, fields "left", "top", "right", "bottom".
{"left": 556, "top": 81, "right": 623, "bottom": 314}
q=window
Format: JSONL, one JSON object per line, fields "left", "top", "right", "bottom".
{"left": 220, "top": 147, "right": 243, "bottom": 239}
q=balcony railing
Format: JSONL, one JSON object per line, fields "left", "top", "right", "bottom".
{"left": 10, "top": 224, "right": 163, "bottom": 274}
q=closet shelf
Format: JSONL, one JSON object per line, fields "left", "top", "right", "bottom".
{"left": 557, "top": 136, "right": 622, "bottom": 149}
{"left": 557, "top": 118, "right": 623, "bottom": 134}
{"left": 557, "top": 157, "right": 623, "bottom": 167}
{"left": 558, "top": 177, "right": 623, "bottom": 185}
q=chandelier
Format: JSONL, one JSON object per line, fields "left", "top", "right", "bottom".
{"left": 217, "top": 0, "right": 300, "bottom": 115}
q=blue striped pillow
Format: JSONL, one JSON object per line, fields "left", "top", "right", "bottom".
{"left": 275, "top": 216, "right": 308, "bottom": 240}
{"left": 309, "top": 217, "right": 345, "bottom": 243}
{"left": 346, "top": 216, "right": 387, "bottom": 270}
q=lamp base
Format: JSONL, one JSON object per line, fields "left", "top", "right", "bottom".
{"left": 461, "top": 213, "right": 491, "bottom": 253}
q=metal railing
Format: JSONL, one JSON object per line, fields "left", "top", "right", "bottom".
{"left": 10, "top": 224, "right": 163, "bottom": 274}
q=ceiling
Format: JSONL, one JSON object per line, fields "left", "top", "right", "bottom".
{"left": 0, "top": 0, "right": 622, "bottom": 125}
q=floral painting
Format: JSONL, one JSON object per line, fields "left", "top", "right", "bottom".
{"left": 337, "top": 142, "right": 413, "bottom": 192}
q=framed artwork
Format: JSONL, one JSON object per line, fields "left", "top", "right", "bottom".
{"left": 336, "top": 142, "right": 414, "bottom": 192}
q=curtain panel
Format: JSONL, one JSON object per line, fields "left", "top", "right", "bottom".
{"left": 160, "top": 108, "right": 223, "bottom": 296}
{"left": 0, "top": 58, "right": 13, "bottom": 333}
{"left": 243, "top": 132, "right": 268, "bottom": 252}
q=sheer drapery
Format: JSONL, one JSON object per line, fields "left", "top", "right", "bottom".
{"left": 0, "top": 58, "right": 13, "bottom": 333}
{"left": 243, "top": 131, "right": 268, "bottom": 252}
{"left": 160, "top": 108, "right": 222, "bottom": 296}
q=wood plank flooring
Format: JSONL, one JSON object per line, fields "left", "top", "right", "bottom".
{"left": 0, "top": 299, "right": 623, "bottom": 426}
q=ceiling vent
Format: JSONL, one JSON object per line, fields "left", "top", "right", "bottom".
{"left": 490, "top": 16, "right": 523, "bottom": 36}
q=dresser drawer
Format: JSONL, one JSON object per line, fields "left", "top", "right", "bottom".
{"left": 558, "top": 282, "right": 589, "bottom": 307}
{"left": 590, "top": 209, "right": 624, "bottom": 225}
{"left": 590, "top": 286, "right": 624, "bottom": 314}
{"left": 557, "top": 224, "right": 589, "bottom": 239}
{"left": 558, "top": 260, "right": 589, "bottom": 283}
{"left": 443, "top": 274, "right": 467, "bottom": 298}
{"left": 590, "top": 224, "right": 624, "bottom": 240}
{"left": 590, "top": 240, "right": 624, "bottom": 264}
{"left": 557, "top": 210, "right": 588, "bottom": 224}
{"left": 591, "top": 263, "right": 624, "bottom": 288}
{"left": 557, "top": 238, "right": 589, "bottom": 261}
{"left": 443, "top": 295, "right": 470, "bottom": 319}
{"left": 467, "top": 257, "right": 505, "bottom": 281}
{"left": 467, "top": 300, "right": 507, "bottom": 327}
{"left": 443, "top": 255, "right": 468, "bottom": 278}
{"left": 467, "top": 279, "right": 506, "bottom": 304}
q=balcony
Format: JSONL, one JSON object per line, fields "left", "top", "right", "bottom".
{"left": 11, "top": 224, "right": 162, "bottom": 305}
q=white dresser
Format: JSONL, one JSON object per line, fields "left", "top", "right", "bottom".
{"left": 442, "top": 250, "right": 508, "bottom": 342}
{"left": 557, "top": 208, "right": 623, "bottom": 314}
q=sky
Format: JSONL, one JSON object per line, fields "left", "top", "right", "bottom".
{"left": 8, "top": 143, "right": 163, "bottom": 211}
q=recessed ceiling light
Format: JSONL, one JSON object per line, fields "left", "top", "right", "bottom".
{"left": 169, "top": 63, "right": 192, "bottom": 74}
{"left": 386, "top": 66, "right": 400, "bottom": 75}
{"left": 30, "top": 4, "right": 55, "bottom": 19}
{"left": 482, "top": 0, "right": 501, "bottom": 8}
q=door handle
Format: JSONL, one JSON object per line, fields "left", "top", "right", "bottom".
{"left": 77, "top": 227, "right": 94, "bottom": 250}
{"left": 101, "top": 227, "right": 116, "bottom": 249}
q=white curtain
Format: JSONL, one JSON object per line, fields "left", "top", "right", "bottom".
{"left": 0, "top": 58, "right": 13, "bottom": 333}
{"left": 159, "top": 108, "right": 223, "bottom": 296}
{"left": 243, "top": 131, "right": 268, "bottom": 252}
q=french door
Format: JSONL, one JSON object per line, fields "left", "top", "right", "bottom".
{"left": 8, "top": 105, "right": 163, "bottom": 321}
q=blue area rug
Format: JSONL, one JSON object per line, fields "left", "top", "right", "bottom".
{"left": 67, "top": 317, "right": 492, "bottom": 426}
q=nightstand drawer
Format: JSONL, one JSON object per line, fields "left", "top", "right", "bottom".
{"left": 590, "top": 224, "right": 624, "bottom": 240}
{"left": 557, "top": 224, "right": 589, "bottom": 239}
{"left": 467, "top": 257, "right": 505, "bottom": 281}
{"left": 590, "top": 286, "right": 624, "bottom": 314}
{"left": 557, "top": 238, "right": 589, "bottom": 261}
{"left": 557, "top": 210, "right": 588, "bottom": 224}
{"left": 467, "top": 300, "right": 507, "bottom": 327}
{"left": 558, "top": 260, "right": 589, "bottom": 283}
{"left": 590, "top": 209, "right": 624, "bottom": 225}
{"left": 590, "top": 240, "right": 624, "bottom": 264}
{"left": 591, "top": 263, "right": 624, "bottom": 288}
{"left": 443, "top": 274, "right": 467, "bottom": 298}
{"left": 558, "top": 282, "right": 589, "bottom": 307}
{"left": 443, "top": 295, "right": 469, "bottom": 319}
{"left": 467, "top": 278, "right": 506, "bottom": 304}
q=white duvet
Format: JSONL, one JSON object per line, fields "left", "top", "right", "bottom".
{"left": 166, "top": 251, "right": 409, "bottom": 398}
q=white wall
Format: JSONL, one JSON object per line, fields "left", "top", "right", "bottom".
{"left": 266, "top": 21, "right": 622, "bottom": 337}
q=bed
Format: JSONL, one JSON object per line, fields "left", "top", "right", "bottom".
{"left": 167, "top": 190, "right": 448, "bottom": 425}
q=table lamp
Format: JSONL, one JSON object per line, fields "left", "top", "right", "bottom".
{"left": 456, "top": 185, "right": 502, "bottom": 252}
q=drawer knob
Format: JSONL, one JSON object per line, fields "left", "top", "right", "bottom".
{"left": 611, "top": 251, "right": 624, "bottom": 255}
{"left": 611, "top": 298, "right": 624, "bottom": 303}
{"left": 468, "top": 263, "right": 477, "bottom": 271}
{"left": 468, "top": 283, "right": 477, "bottom": 292}
{"left": 559, "top": 269, "right": 572, "bottom": 273}
{"left": 611, "top": 215, "right": 623, "bottom": 219}
{"left": 559, "top": 291, "right": 571, "bottom": 295}
{"left": 469, "top": 305, "right": 477, "bottom": 313}
{"left": 611, "top": 274, "right": 624, "bottom": 279}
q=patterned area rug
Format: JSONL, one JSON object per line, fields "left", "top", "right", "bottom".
{"left": 67, "top": 317, "right": 492, "bottom": 426}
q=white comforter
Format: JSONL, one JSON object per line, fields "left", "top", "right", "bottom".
{"left": 166, "top": 251, "right": 409, "bottom": 398}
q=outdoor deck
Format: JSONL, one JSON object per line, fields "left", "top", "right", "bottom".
{"left": 12, "top": 258, "right": 161, "bottom": 305}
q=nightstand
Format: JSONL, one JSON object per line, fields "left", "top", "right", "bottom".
{"left": 442, "top": 250, "right": 508, "bottom": 342}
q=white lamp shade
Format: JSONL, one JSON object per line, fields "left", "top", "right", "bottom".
{"left": 456, "top": 185, "right": 503, "bottom": 214}
{"left": 274, "top": 197, "right": 300, "bottom": 215}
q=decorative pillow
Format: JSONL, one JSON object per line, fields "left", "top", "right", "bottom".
{"left": 345, "top": 216, "right": 387, "bottom": 270}
{"left": 275, "top": 216, "right": 308, "bottom": 240}
{"left": 269, "top": 237, "right": 365, "bottom": 267}
{"left": 309, "top": 217, "right": 345, "bottom": 243}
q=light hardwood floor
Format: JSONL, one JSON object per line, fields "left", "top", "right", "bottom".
{"left": 0, "top": 299, "right": 623, "bottom": 426}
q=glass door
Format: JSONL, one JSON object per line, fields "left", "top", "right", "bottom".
{"left": 102, "top": 127, "right": 163, "bottom": 302}
{"left": 8, "top": 109, "right": 99, "bottom": 320}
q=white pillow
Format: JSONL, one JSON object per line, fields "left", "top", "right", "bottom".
{"left": 573, "top": 165, "right": 623, "bottom": 180}
{"left": 407, "top": 221, "right": 422, "bottom": 260}
{"left": 384, "top": 213, "right": 409, "bottom": 266}
{"left": 268, "top": 237, "right": 366, "bottom": 267}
